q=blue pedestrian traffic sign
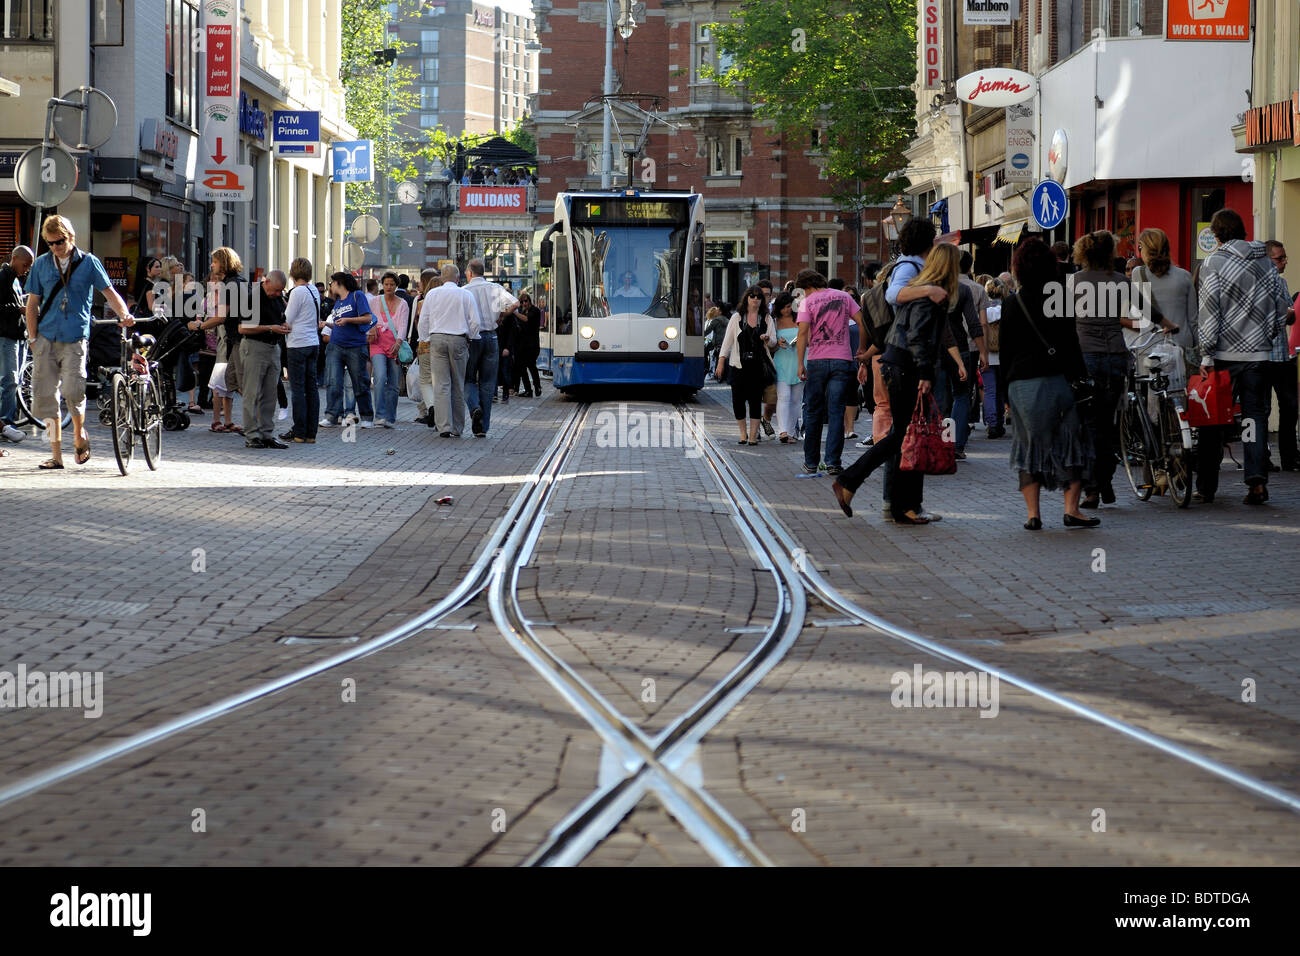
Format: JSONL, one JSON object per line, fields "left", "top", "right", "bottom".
{"left": 1032, "top": 179, "right": 1068, "bottom": 231}
{"left": 332, "top": 140, "right": 374, "bottom": 183}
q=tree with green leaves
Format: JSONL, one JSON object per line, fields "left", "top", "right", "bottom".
{"left": 704, "top": 0, "right": 916, "bottom": 208}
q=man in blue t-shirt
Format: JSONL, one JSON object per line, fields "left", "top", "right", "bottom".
{"left": 320, "top": 271, "right": 376, "bottom": 427}
{"left": 23, "top": 215, "right": 134, "bottom": 469}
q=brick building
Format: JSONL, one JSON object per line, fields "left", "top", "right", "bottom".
{"left": 527, "top": 0, "right": 886, "bottom": 307}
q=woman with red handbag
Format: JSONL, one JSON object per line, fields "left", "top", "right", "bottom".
{"left": 830, "top": 243, "right": 965, "bottom": 525}
{"left": 1000, "top": 239, "right": 1097, "bottom": 530}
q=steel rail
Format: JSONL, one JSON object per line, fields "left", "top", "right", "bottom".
{"left": 0, "top": 404, "right": 588, "bottom": 813}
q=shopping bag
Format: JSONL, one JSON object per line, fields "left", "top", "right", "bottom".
{"left": 1185, "top": 368, "right": 1234, "bottom": 427}
{"left": 899, "top": 391, "right": 957, "bottom": 475}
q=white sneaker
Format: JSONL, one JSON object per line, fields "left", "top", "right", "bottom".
{"left": 319, "top": 417, "right": 339, "bottom": 427}
{"left": 379, "top": 419, "right": 394, "bottom": 429}
{"left": 2, "top": 424, "right": 24, "bottom": 443}
{"left": 276, "top": 407, "right": 289, "bottom": 421}
{"left": 359, "top": 419, "right": 375, "bottom": 429}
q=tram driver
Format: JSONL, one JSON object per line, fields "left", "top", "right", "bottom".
{"left": 609, "top": 270, "right": 650, "bottom": 311}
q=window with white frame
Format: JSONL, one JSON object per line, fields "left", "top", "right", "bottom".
{"left": 420, "top": 113, "right": 438, "bottom": 128}
{"left": 732, "top": 137, "right": 744, "bottom": 175}
{"left": 421, "top": 86, "right": 438, "bottom": 109}
{"left": 421, "top": 29, "right": 438, "bottom": 53}
{"left": 711, "top": 139, "right": 727, "bottom": 176}
{"left": 696, "top": 24, "right": 711, "bottom": 81}
{"left": 422, "top": 59, "right": 438, "bottom": 83}
{"left": 812, "top": 234, "right": 834, "bottom": 276}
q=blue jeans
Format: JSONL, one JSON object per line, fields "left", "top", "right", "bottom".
{"left": 325, "top": 343, "right": 373, "bottom": 421}
{"left": 465, "top": 331, "right": 499, "bottom": 432}
{"left": 370, "top": 352, "right": 399, "bottom": 423}
{"left": 286, "top": 345, "right": 319, "bottom": 439}
{"left": 0, "top": 335, "right": 18, "bottom": 424}
{"left": 802, "top": 358, "right": 855, "bottom": 469}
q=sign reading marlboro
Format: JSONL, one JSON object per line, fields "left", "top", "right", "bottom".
{"left": 197, "top": 0, "right": 251, "bottom": 202}
{"left": 922, "top": 0, "right": 941, "bottom": 90}
{"left": 963, "top": 0, "right": 1012, "bottom": 25}
{"left": 956, "top": 69, "right": 1036, "bottom": 107}
{"left": 1164, "top": 0, "right": 1249, "bottom": 41}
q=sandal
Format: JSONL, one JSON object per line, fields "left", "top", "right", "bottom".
{"left": 74, "top": 439, "right": 91, "bottom": 465}
{"left": 210, "top": 422, "right": 228, "bottom": 432}
{"left": 228, "top": 424, "right": 244, "bottom": 435}
{"left": 39, "top": 458, "right": 64, "bottom": 469}
{"left": 187, "top": 404, "right": 203, "bottom": 414}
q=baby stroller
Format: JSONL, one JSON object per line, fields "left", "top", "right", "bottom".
{"left": 92, "top": 316, "right": 198, "bottom": 430}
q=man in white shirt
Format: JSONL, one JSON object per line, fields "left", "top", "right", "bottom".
{"left": 418, "top": 262, "right": 479, "bottom": 436}
{"left": 462, "top": 258, "right": 519, "bottom": 437}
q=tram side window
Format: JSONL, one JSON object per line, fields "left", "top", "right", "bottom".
{"left": 687, "top": 237, "right": 704, "bottom": 335}
{"left": 555, "top": 239, "right": 573, "bottom": 335}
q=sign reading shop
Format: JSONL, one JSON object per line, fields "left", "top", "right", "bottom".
{"left": 460, "top": 186, "right": 527, "bottom": 214}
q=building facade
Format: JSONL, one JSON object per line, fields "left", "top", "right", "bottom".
{"left": 0, "top": 0, "right": 353, "bottom": 295}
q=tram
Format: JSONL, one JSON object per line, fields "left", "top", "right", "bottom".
{"left": 535, "top": 189, "right": 706, "bottom": 392}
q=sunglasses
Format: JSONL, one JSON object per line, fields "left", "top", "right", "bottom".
{"left": 47, "top": 237, "right": 69, "bottom": 248}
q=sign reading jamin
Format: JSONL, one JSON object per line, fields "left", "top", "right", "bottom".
{"left": 196, "top": 0, "right": 252, "bottom": 202}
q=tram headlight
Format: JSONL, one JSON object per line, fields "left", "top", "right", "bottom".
{"left": 664, "top": 326, "right": 678, "bottom": 339}
{"left": 580, "top": 325, "right": 595, "bottom": 339}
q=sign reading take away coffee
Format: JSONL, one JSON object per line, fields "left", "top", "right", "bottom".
{"left": 1164, "top": 0, "right": 1249, "bottom": 42}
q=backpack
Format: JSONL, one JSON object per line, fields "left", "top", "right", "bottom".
{"left": 862, "top": 258, "right": 918, "bottom": 351}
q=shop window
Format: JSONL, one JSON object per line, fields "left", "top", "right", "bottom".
{"left": 91, "top": 0, "right": 123, "bottom": 45}
{"left": 165, "top": 0, "right": 199, "bottom": 129}
{"left": 1, "top": 0, "right": 53, "bottom": 39}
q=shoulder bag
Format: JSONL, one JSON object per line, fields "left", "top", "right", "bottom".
{"left": 899, "top": 392, "right": 957, "bottom": 475}
{"left": 1012, "top": 295, "right": 1094, "bottom": 408}
{"left": 378, "top": 296, "right": 413, "bottom": 364}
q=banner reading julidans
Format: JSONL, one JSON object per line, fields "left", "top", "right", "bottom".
{"left": 459, "top": 186, "right": 528, "bottom": 214}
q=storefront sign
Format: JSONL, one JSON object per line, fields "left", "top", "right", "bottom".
{"left": 459, "top": 186, "right": 527, "bottom": 213}
{"left": 956, "top": 69, "right": 1036, "bottom": 107}
{"left": 139, "top": 119, "right": 179, "bottom": 161}
{"left": 272, "top": 110, "right": 320, "bottom": 145}
{"left": 1196, "top": 223, "right": 1219, "bottom": 258}
{"left": 922, "top": 0, "right": 941, "bottom": 90}
{"left": 0, "top": 150, "right": 21, "bottom": 180}
{"left": 332, "top": 140, "right": 374, "bottom": 183}
{"left": 198, "top": 0, "right": 250, "bottom": 202}
{"left": 1165, "top": 0, "right": 1249, "bottom": 42}
{"left": 1244, "top": 100, "right": 1294, "bottom": 148}
{"left": 963, "top": 0, "right": 1014, "bottom": 26}
{"left": 103, "top": 256, "right": 130, "bottom": 293}
{"left": 1005, "top": 103, "right": 1033, "bottom": 183}
{"left": 239, "top": 92, "right": 267, "bottom": 141}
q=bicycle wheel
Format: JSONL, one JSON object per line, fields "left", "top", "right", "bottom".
{"left": 140, "top": 376, "right": 163, "bottom": 471}
{"left": 1118, "top": 399, "right": 1155, "bottom": 501}
{"left": 17, "top": 353, "right": 72, "bottom": 429}
{"left": 110, "top": 373, "right": 134, "bottom": 475}
{"left": 1161, "top": 404, "right": 1193, "bottom": 508}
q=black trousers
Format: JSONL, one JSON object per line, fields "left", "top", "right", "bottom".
{"left": 513, "top": 347, "right": 541, "bottom": 394}
{"left": 730, "top": 379, "right": 762, "bottom": 420}
{"left": 1268, "top": 358, "right": 1298, "bottom": 468}
{"left": 838, "top": 361, "right": 922, "bottom": 517}
{"left": 1196, "top": 360, "right": 1273, "bottom": 495}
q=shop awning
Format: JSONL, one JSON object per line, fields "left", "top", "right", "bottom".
{"left": 937, "top": 225, "right": 1000, "bottom": 247}
{"left": 994, "top": 219, "right": 1028, "bottom": 245}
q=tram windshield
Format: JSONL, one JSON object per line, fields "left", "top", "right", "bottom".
{"left": 568, "top": 199, "right": 690, "bottom": 319}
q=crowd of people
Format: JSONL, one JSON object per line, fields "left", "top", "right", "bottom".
{"left": 0, "top": 215, "right": 545, "bottom": 462}
{"left": 705, "top": 211, "right": 1298, "bottom": 527}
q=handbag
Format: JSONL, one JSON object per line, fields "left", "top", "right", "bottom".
{"left": 984, "top": 317, "right": 1000, "bottom": 352}
{"left": 377, "top": 296, "right": 413, "bottom": 364}
{"left": 1013, "top": 295, "right": 1094, "bottom": 406}
{"left": 899, "top": 392, "right": 957, "bottom": 475}
{"left": 1186, "top": 368, "right": 1235, "bottom": 426}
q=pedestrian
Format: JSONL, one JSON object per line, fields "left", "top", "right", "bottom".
{"left": 999, "top": 238, "right": 1096, "bottom": 530}
{"left": 1072, "top": 230, "right": 1155, "bottom": 508}
{"left": 829, "top": 242, "right": 965, "bottom": 524}
{"left": 280, "top": 257, "right": 321, "bottom": 443}
{"left": 132, "top": 257, "right": 163, "bottom": 318}
{"left": 770, "top": 291, "right": 803, "bottom": 443}
{"left": 717, "top": 285, "right": 775, "bottom": 445}
{"left": 512, "top": 291, "right": 542, "bottom": 397}
{"left": 1051, "top": 241, "right": 1076, "bottom": 276}
{"left": 982, "top": 278, "right": 1008, "bottom": 439}
{"left": 187, "top": 271, "right": 227, "bottom": 428}
{"left": 1194, "top": 211, "right": 1290, "bottom": 504}
{"left": 795, "top": 267, "right": 867, "bottom": 476}
{"left": 1131, "top": 227, "right": 1197, "bottom": 361}
{"left": 239, "top": 269, "right": 291, "bottom": 448}
{"left": 320, "top": 272, "right": 377, "bottom": 429}
{"left": 496, "top": 295, "right": 518, "bottom": 403}
{"left": 1, "top": 244, "right": 34, "bottom": 445}
{"left": 22, "top": 215, "right": 134, "bottom": 468}
{"left": 368, "top": 271, "right": 409, "bottom": 429}
{"left": 418, "top": 262, "right": 479, "bottom": 437}
{"left": 462, "top": 258, "right": 517, "bottom": 436}
{"left": 1264, "top": 240, "right": 1298, "bottom": 471}
{"left": 209, "top": 247, "right": 247, "bottom": 433}
{"left": 954, "top": 250, "right": 990, "bottom": 454}
{"left": 411, "top": 268, "right": 439, "bottom": 423}
{"left": 364, "top": 277, "right": 379, "bottom": 297}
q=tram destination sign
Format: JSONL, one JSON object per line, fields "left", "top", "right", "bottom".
{"left": 572, "top": 198, "right": 688, "bottom": 225}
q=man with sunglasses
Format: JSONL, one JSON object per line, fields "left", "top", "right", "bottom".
{"left": 23, "top": 215, "right": 133, "bottom": 469}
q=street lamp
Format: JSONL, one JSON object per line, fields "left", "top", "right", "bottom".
{"left": 890, "top": 196, "right": 912, "bottom": 233}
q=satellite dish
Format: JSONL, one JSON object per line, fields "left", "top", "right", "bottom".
{"left": 52, "top": 87, "right": 118, "bottom": 151}
{"left": 342, "top": 242, "right": 366, "bottom": 270}
{"left": 14, "top": 145, "right": 78, "bottom": 207}
{"left": 351, "top": 214, "right": 380, "bottom": 243}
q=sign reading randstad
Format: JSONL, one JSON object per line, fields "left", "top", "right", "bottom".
{"left": 1032, "top": 180, "right": 1068, "bottom": 231}
{"left": 332, "top": 140, "right": 374, "bottom": 183}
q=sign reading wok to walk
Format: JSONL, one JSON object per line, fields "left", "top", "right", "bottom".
{"left": 1164, "top": 0, "right": 1249, "bottom": 41}
{"left": 955, "top": 69, "right": 1037, "bottom": 108}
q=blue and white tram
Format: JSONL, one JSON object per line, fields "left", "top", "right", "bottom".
{"left": 536, "top": 190, "right": 706, "bottom": 392}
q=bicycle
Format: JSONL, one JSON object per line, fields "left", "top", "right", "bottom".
{"left": 91, "top": 318, "right": 164, "bottom": 475}
{"left": 15, "top": 337, "right": 73, "bottom": 431}
{"left": 1117, "top": 329, "right": 1194, "bottom": 508}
